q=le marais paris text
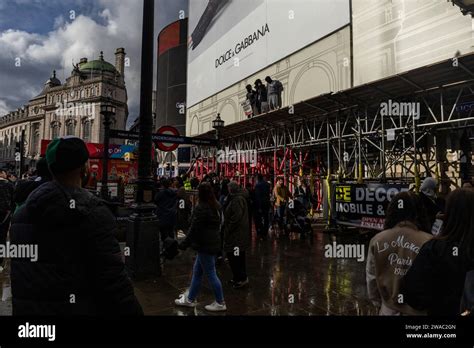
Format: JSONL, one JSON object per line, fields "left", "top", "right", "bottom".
{"left": 0, "top": 0, "right": 473, "bottom": 346}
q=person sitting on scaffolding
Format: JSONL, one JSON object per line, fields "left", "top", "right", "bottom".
{"left": 273, "top": 177, "right": 291, "bottom": 233}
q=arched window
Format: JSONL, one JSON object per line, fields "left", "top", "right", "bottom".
{"left": 9, "top": 134, "right": 14, "bottom": 158}
{"left": 2, "top": 135, "right": 6, "bottom": 159}
{"left": 31, "top": 123, "right": 40, "bottom": 155}
{"left": 66, "top": 121, "right": 75, "bottom": 136}
{"left": 51, "top": 124, "right": 59, "bottom": 139}
{"left": 83, "top": 120, "right": 91, "bottom": 143}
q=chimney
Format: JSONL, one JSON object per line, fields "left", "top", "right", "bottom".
{"left": 79, "top": 57, "right": 88, "bottom": 68}
{"left": 115, "top": 48, "right": 126, "bottom": 77}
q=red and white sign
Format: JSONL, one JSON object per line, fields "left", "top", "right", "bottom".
{"left": 156, "top": 126, "right": 180, "bottom": 152}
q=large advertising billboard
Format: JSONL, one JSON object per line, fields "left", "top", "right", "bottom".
{"left": 187, "top": 0, "right": 350, "bottom": 107}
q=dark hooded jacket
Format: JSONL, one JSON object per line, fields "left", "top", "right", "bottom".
{"left": 223, "top": 189, "right": 249, "bottom": 252}
{"left": 180, "top": 202, "right": 221, "bottom": 255}
{"left": 154, "top": 188, "right": 177, "bottom": 227}
{"left": 10, "top": 181, "right": 143, "bottom": 316}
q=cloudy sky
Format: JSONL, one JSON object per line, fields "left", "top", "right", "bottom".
{"left": 0, "top": 0, "right": 188, "bottom": 127}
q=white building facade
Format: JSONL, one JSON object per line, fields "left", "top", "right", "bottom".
{"left": 0, "top": 48, "right": 128, "bottom": 169}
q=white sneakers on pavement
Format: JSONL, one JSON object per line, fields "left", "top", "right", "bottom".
{"left": 174, "top": 295, "right": 197, "bottom": 308}
{"left": 204, "top": 301, "right": 227, "bottom": 312}
{"left": 175, "top": 290, "right": 227, "bottom": 312}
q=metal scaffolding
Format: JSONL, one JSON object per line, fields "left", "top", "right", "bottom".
{"left": 192, "top": 53, "right": 474, "bottom": 193}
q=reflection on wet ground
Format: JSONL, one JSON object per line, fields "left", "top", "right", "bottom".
{"left": 134, "top": 228, "right": 378, "bottom": 316}
{"left": 0, "top": 259, "right": 12, "bottom": 315}
{"left": 0, "top": 228, "right": 378, "bottom": 316}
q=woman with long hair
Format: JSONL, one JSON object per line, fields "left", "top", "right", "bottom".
{"left": 366, "top": 191, "right": 432, "bottom": 315}
{"left": 402, "top": 188, "right": 474, "bottom": 315}
{"left": 175, "top": 182, "right": 226, "bottom": 312}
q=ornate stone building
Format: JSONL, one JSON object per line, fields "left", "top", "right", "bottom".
{"left": 0, "top": 48, "right": 128, "bottom": 169}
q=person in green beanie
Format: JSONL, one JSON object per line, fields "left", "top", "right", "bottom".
{"left": 10, "top": 136, "right": 143, "bottom": 316}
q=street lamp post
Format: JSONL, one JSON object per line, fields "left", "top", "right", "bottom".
{"left": 212, "top": 113, "right": 225, "bottom": 178}
{"left": 100, "top": 103, "right": 116, "bottom": 200}
{"left": 126, "top": 0, "right": 160, "bottom": 279}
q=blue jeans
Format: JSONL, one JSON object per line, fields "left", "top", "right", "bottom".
{"left": 277, "top": 203, "right": 287, "bottom": 228}
{"left": 188, "top": 253, "right": 224, "bottom": 304}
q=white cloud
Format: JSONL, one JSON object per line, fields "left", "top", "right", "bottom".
{"left": 0, "top": 100, "right": 10, "bottom": 116}
{"left": 0, "top": 29, "right": 44, "bottom": 57}
{"left": 0, "top": 0, "right": 188, "bottom": 127}
{"left": 0, "top": 0, "right": 144, "bottom": 125}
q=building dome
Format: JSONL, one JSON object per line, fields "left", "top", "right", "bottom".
{"left": 45, "top": 70, "right": 61, "bottom": 87}
{"left": 79, "top": 51, "right": 117, "bottom": 74}
{"left": 36, "top": 70, "right": 61, "bottom": 96}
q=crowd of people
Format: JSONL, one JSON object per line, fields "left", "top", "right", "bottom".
{"left": 0, "top": 135, "right": 317, "bottom": 315}
{"left": 154, "top": 174, "right": 270, "bottom": 312}
{"left": 0, "top": 136, "right": 472, "bottom": 316}
{"left": 244, "top": 75, "right": 284, "bottom": 118}
{"left": 366, "top": 178, "right": 474, "bottom": 316}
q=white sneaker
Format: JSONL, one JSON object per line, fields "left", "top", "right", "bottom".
{"left": 174, "top": 294, "right": 197, "bottom": 308}
{"left": 233, "top": 278, "right": 249, "bottom": 288}
{"left": 204, "top": 301, "right": 227, "bottom": 312}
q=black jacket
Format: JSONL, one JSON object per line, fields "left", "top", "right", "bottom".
{"left": 419, "top": 192, "right": 442, "bottom": 229}
{"left": 154, "top": 188, "right": 177, "bottom": 227}
{"left": 13, "top": 178, "right": 49, "bottom": 212}
{"left": 254, "top": 180, "right": 271, "bottom": 211}
{"left": 10, "top": 181, "right": 143, "bottom": 316}
{"left": 0, "top": 178, "right": 14, "bottom": 216}
{"left": 180, "top": 202, "right": 221, "bottom": 255}
{"left": 401, "top": 239, "right": 474, "bottom": 316}
{"left": 223, "top": 191, "right": 249, "bottom": 252}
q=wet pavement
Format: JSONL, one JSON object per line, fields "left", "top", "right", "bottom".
{"left": 134, "top": 227, "right": 378, "bottom": 316}
{"left": 0, "top": 260, "right": 12, "bottom": 316}
{"left": 0, "top": 227, "right": 378, "bottom": 316}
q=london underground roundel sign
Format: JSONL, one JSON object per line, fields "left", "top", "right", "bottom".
{"left": 156, "top": 126, "right": 180, "bottom": 152}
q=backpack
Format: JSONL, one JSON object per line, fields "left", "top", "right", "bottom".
{"left": 162, "top": 237, "right": 179, "bottom": 260}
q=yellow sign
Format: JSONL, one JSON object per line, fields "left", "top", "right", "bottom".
{"left": 335, "top": 186, "right": 351, "bottom": 202}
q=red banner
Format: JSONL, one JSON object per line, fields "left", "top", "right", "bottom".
{"left": 87, "top": 158, "right": 138, "bottom": 186}
{"left": 41, "top": 139, "right": 104, "bottom": 159}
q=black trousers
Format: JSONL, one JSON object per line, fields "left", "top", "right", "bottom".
{"left": 226, "top": 251, "right": 247, "bottom": 282}
{"left": 159, "top": 224, "right": 175, "bottom": 242}
{"left": 254, "top": 207, "right": 270, "bottom": 237}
